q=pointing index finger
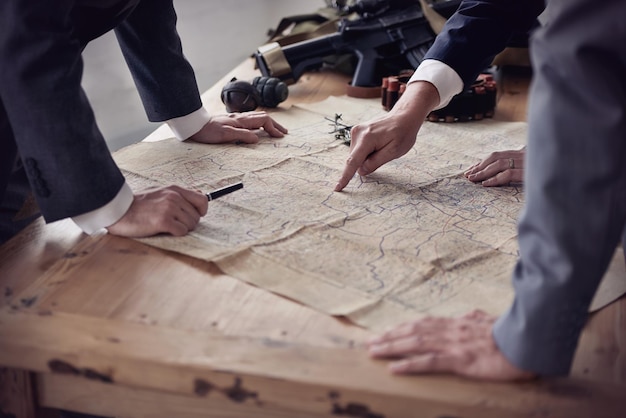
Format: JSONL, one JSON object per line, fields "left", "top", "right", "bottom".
{"left": 334, "top": 141, "right": 374, "bottom": 191}
{"left": 334, "top": 160, "right": 358, "bottom": 192}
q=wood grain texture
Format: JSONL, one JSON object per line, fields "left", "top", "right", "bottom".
{"left": 0, "top": 368, "right": 36, "bottom": 418}
{"left": 1, "top": 312, "right": 624, "bottom": 418}
{"left": 0, "top": 219, "right": 85, "bottom": 310}
{"left": 0, "top": 60, "right": 624, "bottom": 417}
{"left": 572, "top": 297, "right": 626, "bottom": 384}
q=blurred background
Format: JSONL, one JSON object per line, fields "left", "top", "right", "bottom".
{"left": 82, "top": 0, "right": 313, "bottom": 151}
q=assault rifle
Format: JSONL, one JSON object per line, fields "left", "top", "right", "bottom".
{"left": 254, "top": 0, "right": 460, "bottom": 89}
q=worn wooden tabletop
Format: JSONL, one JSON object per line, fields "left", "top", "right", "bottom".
{"left": 0, "top": 59, "right": 624, "bottom": 418}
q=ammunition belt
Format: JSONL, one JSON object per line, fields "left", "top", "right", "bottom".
{"left": 382, "top": 71, "right": 497, "bottom": 122}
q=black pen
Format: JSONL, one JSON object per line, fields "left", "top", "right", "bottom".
{"left": 206, "top": 182, "right": 244, "bottom": 201}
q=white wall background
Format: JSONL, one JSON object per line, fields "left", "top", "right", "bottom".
{"left": 81, "top": 0, "right": 315, "bottom": 151}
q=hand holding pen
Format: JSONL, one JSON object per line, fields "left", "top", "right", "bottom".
{"left": 106, "top": 182, "right": 243, "bottom": 239}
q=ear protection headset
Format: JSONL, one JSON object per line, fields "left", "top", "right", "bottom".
{"left": 220, "top": 76, "right": 288, "bottom": 113}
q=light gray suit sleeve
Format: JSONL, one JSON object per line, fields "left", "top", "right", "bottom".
{"left": 493, "top": 0, "right": 626, "bottom": 375}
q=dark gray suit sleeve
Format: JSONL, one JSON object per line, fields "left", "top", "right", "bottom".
{"left": 0, "top": 0, "right": 125, "bottom": 222}
{"left": 493, "top": 0, "right": 626, "bottom": 375}
{"left": 114, "top": 0, "right": 203, "bottom": 122}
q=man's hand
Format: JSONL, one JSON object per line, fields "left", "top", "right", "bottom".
{"left": 106, "top": 185, "right": 208, "bottom": 238}
{"left": 464, "top": 148, "right": 525, "bottom": 187}
{"left": 334, "top": 81, "right": 440, "bottom": 191}
{"left": 367, "top": 310, "right": 536, "bottom": 381}
{"left": 189, "top": 111, "right": 287, "bottom": 144}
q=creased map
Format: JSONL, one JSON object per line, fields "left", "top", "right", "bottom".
{"left": 113, "top": 96, "right": 623, "bottom": 331}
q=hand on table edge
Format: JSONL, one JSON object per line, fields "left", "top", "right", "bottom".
{"left": 366, "top": 309, "right": 537, "bottom": 381}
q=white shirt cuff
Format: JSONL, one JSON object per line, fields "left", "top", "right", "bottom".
{"left": 166, "top": 107, "right": 211, "bottom": 141}
{"left": 71, "top": 182, "right": 133, "bottom": 235}
{"left": 408, "top": 59, "right": 464, "bottom": 109}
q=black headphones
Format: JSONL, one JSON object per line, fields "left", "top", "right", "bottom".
{"left": 220, "top": 76, "right": 288, "bottom": 113}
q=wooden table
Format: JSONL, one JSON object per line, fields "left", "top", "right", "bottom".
{"left": 1, "top": 59, "right": 625, "bottom": 418}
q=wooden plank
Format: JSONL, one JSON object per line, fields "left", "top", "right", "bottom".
{"left": 1, "top": 311, "right": 624, "bottom": 418}
{"left": 36, "top": 373, "right": 460, "bottom": 418}
{"left": 571, "top": 296, "right": 626, "bottom": 384}
{"left": 2, "top": 58, "right": 624, "bottom": 418}
{"left": 0, "top": 218, "right": 85, "bottom": 310}
{"left": 6, "top": 232, "right": 369, "bottom": 350}
{"left": 0, "top": 368, "right": 36, "bottom": 418}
